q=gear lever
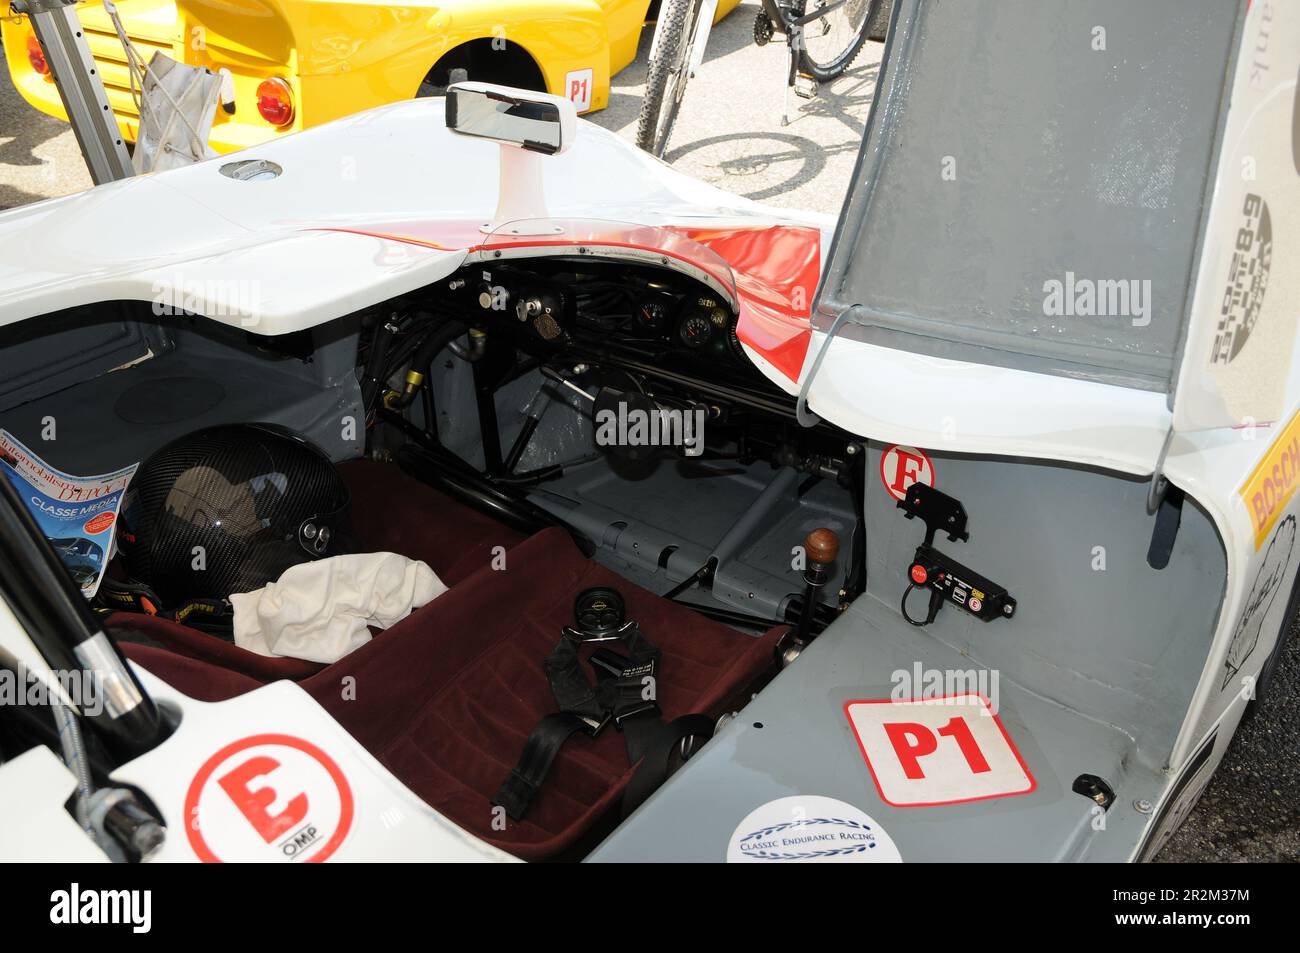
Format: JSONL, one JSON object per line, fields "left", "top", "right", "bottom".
{"left": 779, "top": 527, "right": 839, "bottom": 666}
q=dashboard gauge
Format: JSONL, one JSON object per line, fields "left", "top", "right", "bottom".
{"left": 637, "top": 300, "right": 669, "bottom": 332}
{"left": 678, "top": 313, "right": 714, "bottom": 348}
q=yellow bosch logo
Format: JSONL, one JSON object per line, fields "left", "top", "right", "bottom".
{"left": 1240, "top": 410, "right": 1300, "bottom": 549}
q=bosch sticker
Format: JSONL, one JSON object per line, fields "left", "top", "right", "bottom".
{"left": 184, "top": 734, "right": 354, "bottom": 863}
{"left": 845, "top": 694, "right": 1035, "bottom": 807}
{"left": 879, "top": 445, "right": 935, "bottom": 502}
{"left": 1239, "top": 407, "right": 1300, "bottom": 548}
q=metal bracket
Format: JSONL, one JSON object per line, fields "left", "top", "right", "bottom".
{"left": 14, "top": 0, "right": 133, "bottom": 184}
{"left": 1146, "top": 426, "right": 1175, "bottom": 514}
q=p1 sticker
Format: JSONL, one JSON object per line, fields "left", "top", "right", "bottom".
{"left": 565, "top": 68, "right": 594, "bottom": 112}
{"left": 185, "top": 734, "right": 354, "bottom": 863}
{"left": 845, "top": 694, "right": 1035, "bottom": 807}
{"left": 879, "top": 445, "right": 934, "bottom": 502}
{"left": 727, "top": 795, "right": 902, "bottom": 863}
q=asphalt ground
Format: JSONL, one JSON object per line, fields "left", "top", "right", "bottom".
{"left": 0, "top": 4, "right": 1296, "bottom": 862}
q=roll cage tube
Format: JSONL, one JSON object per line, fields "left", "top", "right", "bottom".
{"left": 0, "top": 473, "right": 167, "bottom": 760}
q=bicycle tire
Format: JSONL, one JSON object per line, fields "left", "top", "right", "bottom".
{"left": 636, "top": 0, "right": 697, "bottom": 157}
{"left": 796, "top": 0, "right": 878, "bottom": 82}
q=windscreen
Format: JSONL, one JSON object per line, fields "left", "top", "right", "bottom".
{"left": 481, "top": 219, "right": 739, "bottom": 307}
{"left": 816, "top": 0, "right": 1241, "bottom": 391}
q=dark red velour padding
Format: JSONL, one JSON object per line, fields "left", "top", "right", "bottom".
{"left": 121, "top": 644, "right": 265, "bottom": 702}
{"left": 110, "top": 612, "right": 325, "bottom": 683}
{"left": 302, "top": 527, "right": 783, "bottom": 861}
{"left": 114, "top": 491, "right": 782, "bottom": 861}
{"left": 337, "top": 459, "right": 527, "bottom": 586}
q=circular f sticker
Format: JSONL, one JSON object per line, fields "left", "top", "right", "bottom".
{"left": 727, "top": 796, "right": 902, "bottom": 863}
{"left": 879, "top": 445, "right": 935, "bottom": 502}
{"left": 184, "top": 734, "right": 354, "bottom": 863}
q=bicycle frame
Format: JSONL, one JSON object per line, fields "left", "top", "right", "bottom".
{"left": 760, "top": 0, "right": 852, "bottom": 36}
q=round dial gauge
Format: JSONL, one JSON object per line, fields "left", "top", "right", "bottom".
{"left": 678, "top": 313, "right": 714, "bottom": 348}
{"left": 637, "top": 300, "right": 668, "bottom": 332}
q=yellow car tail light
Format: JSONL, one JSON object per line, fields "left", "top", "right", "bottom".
{"left": 26, "top": 33, "right": 50, "bottom": 76}
{"left": 255, "top": 77, "right": 294, "bottom": 127}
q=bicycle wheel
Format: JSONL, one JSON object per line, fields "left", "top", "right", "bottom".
{"left": 796, "top": 0, "right": 877, "bottom": 82}
{"left": 636, "top": 0, "right": 703, "bottom": 157}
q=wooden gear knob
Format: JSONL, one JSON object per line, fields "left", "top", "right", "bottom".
{"left": 804, "top": 527, "right": 839, "bottom": 566}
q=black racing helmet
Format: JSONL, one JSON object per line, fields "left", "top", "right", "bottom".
{"left": 117, "top": 423, "right": 350, "bottom": 604}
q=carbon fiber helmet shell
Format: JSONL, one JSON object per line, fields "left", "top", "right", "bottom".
{"left": 117, "top": 423, "right": 350, "bottom": 604}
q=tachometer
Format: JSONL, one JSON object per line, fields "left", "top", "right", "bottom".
{"left": 678, "top": 313, "right": 714, "bottom": 348}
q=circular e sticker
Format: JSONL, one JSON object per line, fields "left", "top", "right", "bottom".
{"left": 879, "top": 445, "right": 935, "bottom": 502}
{"left": 184, "top": 733, "right": 354, "bottom": 863}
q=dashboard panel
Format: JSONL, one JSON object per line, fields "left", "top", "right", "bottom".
{"left": 449, "top": 258, "right": 752, "bottom": 374}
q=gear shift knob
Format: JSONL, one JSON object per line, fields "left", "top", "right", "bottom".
{"left": 780, "top": 527, "right": 840, "bottom": 667}
{"left": 804, "top": 527, "right": 839, "bottom": 568}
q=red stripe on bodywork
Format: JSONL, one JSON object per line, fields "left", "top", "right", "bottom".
{"left": 685, "top": 226, "right": 820, "bottom": 385}
{"left": 314, "top": 220, "right": 820, "bottom": 385}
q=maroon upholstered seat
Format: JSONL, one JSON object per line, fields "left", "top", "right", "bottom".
{"left": 301, "top": 527, "right": 783, "bottom": 860}
{"left": 121, "top": 525, "right": 782, "bottom": 860}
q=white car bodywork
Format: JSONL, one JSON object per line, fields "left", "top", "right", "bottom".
{"left": 0, "top": 0, "right": 1295, "bottom": 863}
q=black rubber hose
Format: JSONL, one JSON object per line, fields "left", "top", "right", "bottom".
{"left": 361, "top": 318, "right": 401, "bottom": 413}
{"left": 408, "top": 315, "right": 468, "bottom": 377}
{"left": 384, "top": 316, "right": 468, "bottom": 411}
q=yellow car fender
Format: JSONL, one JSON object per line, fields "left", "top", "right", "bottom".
{"left": 177, "top": 0, "right": 614, "bottom": 126}
{"left": 2, "top": 0, "right": 736, "bottom": 151}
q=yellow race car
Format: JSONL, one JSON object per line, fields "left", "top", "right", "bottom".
{"left": 3, "top": 0, "right": 739, "bottom": 153}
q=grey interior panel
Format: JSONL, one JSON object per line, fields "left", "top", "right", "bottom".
{"left": 593, "top": 444, "right": 1227, "bottom": 862}
{"left": 816, "top": 0, "right": 1242, "bottom": 390}
{"left": 0, "top": 307, "right": 365, "bottom": 472}
{"left": 529, "top": 458, "right": 854, "bottom": 619}
{"left": 856, "top": 444, "right": 1225, "bottom": 767}
{"left": 590, "top": 604, "right": 1164, "bottom": 862}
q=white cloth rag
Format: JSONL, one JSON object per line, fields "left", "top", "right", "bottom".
{"left": 231, "top": 553, "right": 446, "bottom": 663}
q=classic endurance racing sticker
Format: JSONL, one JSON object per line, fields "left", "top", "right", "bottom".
{"left": 879, "top": 445, "right": 935, "bottom": 502}
{"left": 845, "top": 694, "right": 1035, "bottom": 807}
{"left": 184, "top": 733, "right": 354, "bottom": 863}
{"left": 1240, "top": 407, "right": 1300, "bottom": 549}
{"left": 727, "top": 795, "right": 902, "bottom": 862}
{"left": 1210, "top": 193, "right": 1272, "bottom": 365}
{"left": 1222, "top": 514, "right": 1296, "bottom": 690}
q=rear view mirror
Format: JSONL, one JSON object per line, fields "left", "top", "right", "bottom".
{"left": 446, "top": 82, "right": 576, "bottom": 156}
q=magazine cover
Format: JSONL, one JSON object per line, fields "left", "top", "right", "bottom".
{"left": 0, "top": 430, "right": 137, "bottom": 598}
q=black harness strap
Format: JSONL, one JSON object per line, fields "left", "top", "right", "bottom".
{"left": 493, "top": 712, "right": 592, "bottom": 821}
{"left": 493, "top": 620, "right": 706, "bottom": 822}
